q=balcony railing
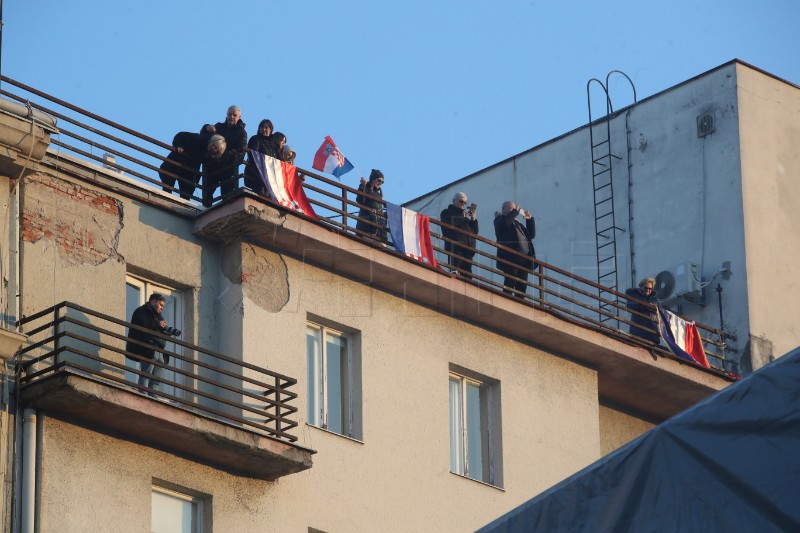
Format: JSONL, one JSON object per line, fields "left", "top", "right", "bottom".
{"left": 16, "top": 302, "right": 299, "bottom": 443}
{"left": 0, "top": 76, "right": 736, "bottom": 376}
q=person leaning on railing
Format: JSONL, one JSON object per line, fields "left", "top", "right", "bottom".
{"left": 494, "top": 200, "right": 537, "bottom": 296}
{"left": 356, "top": 169, "right": 387, "bottom": 242}
{"left": 625, "top": 277, "right": 661, "bottom": 344}
{"left": 440, "top": 192, "right": 479, "bottom": 278}
{"left": 201, "top": 105, "right": 248, "bottom": 207}
{"left": 244, "top": 119, "right": 278, "bottom": 196}
{"left": 158, "top": 131, "right": 205, "bottom": 200}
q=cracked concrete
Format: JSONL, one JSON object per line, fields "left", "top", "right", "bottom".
{"left": 221, "top": 242, "right": 290, "bottom": 313}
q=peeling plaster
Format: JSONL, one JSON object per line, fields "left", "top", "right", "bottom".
{"left": 221, "top": 243, "right": 290, "bottom": 313}
{"left": 20, "top": 174, "right": 124, "bottom": 266}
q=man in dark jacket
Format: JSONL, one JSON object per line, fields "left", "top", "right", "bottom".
{"left": 625, "top": 277, "right": 661, "bottom": 344}
{"left": 201, "top": 105, "right": 248, "bottom": 207}
{"left": 126, "top": 293, "right": 168, "bottom": 395}
{"left": 494, "top": 200, "right": 537, "bottom": 296}
{"left": 158, "top": 131, "right": 205, "bottom": 200}
{"left": 440, "top": 192, "right": 479, "bottom": 277}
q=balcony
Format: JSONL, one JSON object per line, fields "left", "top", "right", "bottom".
{"left": 16, "top": 302, "right": 313, "bottom": 480}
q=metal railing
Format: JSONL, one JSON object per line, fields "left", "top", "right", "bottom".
{"left": 16, "top": 302, "right": 300, "bottom": 442}
{"left": 0, "top": 76, "right": 737, "bottom": 377}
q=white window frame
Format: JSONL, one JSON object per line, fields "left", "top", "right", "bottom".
{"left": 449, "top": 368, "right": 502, "bottom": 487}
{"left": 151, "top": 485, "right": 203, "bottom": 533}
{"left": 306, "top": 321, "right": 361, "bottom": 439}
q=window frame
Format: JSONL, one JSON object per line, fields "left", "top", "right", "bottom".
{"left": 151, "top": 485, "right": 203, "bottom": 533}
{"left": 449, "top": 366, "right": 503, "bottom": 488}
{"left": 306, "top": 320, "right": 362, "bottom": 440}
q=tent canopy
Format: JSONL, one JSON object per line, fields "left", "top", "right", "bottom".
{"left": 478, "top": 348, "right": 800, "bottom": 533}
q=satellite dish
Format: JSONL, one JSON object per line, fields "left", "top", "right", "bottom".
{"left": 655, "top": 270, "right": 675, "bottom": 300}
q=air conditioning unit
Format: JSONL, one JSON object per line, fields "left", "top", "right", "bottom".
{"left": 654, "top": 262, "right": 702, "bottom": 303}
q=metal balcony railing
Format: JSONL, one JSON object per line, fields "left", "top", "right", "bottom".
{"left": 16, "top": 302, "right": 299, "bottom": 442}
{"left": 0, "top": 76, "right": 737, "bottom": 377}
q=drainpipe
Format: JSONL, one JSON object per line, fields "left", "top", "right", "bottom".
{"left": 20, "top": 408, "right": 35, "bottom": 533}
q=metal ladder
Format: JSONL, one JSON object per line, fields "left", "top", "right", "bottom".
{"left": 586, "top": 71, "right": 636, "bottom": 323}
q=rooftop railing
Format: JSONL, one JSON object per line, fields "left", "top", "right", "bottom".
{"left": 0, "top": 76, "right": 736, "bottom": 376}
{"left": 16, "top": 302, "right": 300, "bottom": 442}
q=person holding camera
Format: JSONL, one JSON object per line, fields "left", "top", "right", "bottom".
{"left": 356, "top": 169, "right": 387, "bottom": 243}
{"left": 494, "top": 200, "right": 537, "bottom": 297}
{"left": 440, "top": 192, "right": 479, "bottom": 278}
{"left": 126, "top": 293, "right": 170, "bottom": 395}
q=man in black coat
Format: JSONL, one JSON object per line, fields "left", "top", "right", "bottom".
{"left": 494, "top": 200, "right": 537, "bottom": 296}
{"left": 158, "top": 131, "right": 204, "bottom": 200}
{"left": 126, "top": 293, "right": 168, "bottom": 394}
{"left": 201, "top": 105, "right": 248, "bottom": 207}
{"left": 440, "top": 192, "right": 479, "bottom": 277}
{"left": 625, "top": 277, "right": 661, "bottom": 344}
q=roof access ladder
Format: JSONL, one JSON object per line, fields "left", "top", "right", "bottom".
{"left": 586, "top": 71, "right": 636, "bottom": 323}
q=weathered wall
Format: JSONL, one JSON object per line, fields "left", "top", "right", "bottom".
{"left": 736, "top": 64, "right": 800, "bottom": 370}
{"left": 33, "top": 239, "right": 620, "bottom": 533}
{"left": 17, "top": 170, "right": 223, "bottom": 353}
{"left": 406, "top": 62, "right": 784, "bottom": 372}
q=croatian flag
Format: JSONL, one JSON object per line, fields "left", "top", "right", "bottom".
{"left": 251, "top": 152, "right": 319, "bottom": 220}
{"left": 386, "top": 202, "right": 438, "bottom": 268}
{"left": 658, "top": 306, "right": 710, "bottom": 368}
{"left": 312, "top": 136, "right": 354, "bottom": 179}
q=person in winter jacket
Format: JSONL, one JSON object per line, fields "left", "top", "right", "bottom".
{"left": 126, "top": 293, "right": 168, "bottom": 395}
{"left": 158, "top": 131, "right": 205, "bottom": 200}
{"left": 244, "top": 119, "right": 278, "bottom": 196}
{"left": 201, "top": 105, "right": 247, "bottom": 207}
{"left": 625, "top": 277, "right": 661, "bottom": 344}
{"left": 440, "top": 192, "right": 479, "bottom": 277}
{"left": 356, "top": 169, "right": 386, "bottom": 242}
{"left": 494, "top": 200, "right": 537, "bottom": 296}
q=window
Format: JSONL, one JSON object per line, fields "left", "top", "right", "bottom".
{"left": 151, "top": 486, "right": 203, "bottom": 533}
{"left": 449, "top": 366, "right": 503, "bottom": 486}
{"left": 306, "top": 320, "right": 362, "bottom": 439}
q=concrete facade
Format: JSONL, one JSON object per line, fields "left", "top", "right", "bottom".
{"left": 0, "top": 74, "right": 737, "bottom": 532}
{"left": 405, "top": 61, "right": 800, "bottom": 374}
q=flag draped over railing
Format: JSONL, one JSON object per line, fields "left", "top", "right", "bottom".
{"left": 658, "top": 306, "right": 709, "bottom": 368}
{"left": 386, "top": 202, "right": 438, "bottom": 268}
{"left": 251, "top": 152, "right": 319, "bottom": 220}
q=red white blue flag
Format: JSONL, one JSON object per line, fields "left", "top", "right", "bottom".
{"left": 250, "top": 152, "right": 319, "bottom": 220}
{"left": 386, "top": 202, "right": 438, "bottom": 268}
{"left": 312, "top": 136, "right": 354, "bottom": 179}
{"left": 658, "top": 306, "right": 710, "bottom": 368}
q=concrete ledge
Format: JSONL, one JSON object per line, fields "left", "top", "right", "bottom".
{"left": 19, "top": 371, "right": 314, "bottom": 480}
{"left": 0, "top": 327, "right": 26, "bottom": 360}
{"left": 195, "top": 195, "right": 730, "bottom": 421}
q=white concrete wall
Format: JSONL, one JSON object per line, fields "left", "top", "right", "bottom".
{"left": 406, "top": 62, "right": 800, "bottom": 373}
{"left": 736, "top": 63, "right": 800, "bottom": 368}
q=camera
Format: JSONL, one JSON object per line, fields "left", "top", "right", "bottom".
{"left": 162, "top": 326, "right": 182, "bottom": 338}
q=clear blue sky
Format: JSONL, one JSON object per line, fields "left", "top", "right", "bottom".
{"left": 3, "top": 0, "right": 799, "bottom": 203}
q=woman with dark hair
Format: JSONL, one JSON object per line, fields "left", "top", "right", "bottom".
{"left": 244, "top": 119, "right": 279, "bottom": 195}
{"left": 625, "top": 276, "right": 661, "bottom": 344}
{"left": 356, "top": 169, "right": 386, "bottom": 242}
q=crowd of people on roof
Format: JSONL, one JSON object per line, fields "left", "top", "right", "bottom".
{"left": 157, "top": 105, "right": 295, "bottom": 207}
{"left": 156, "top": 105, "right": 660, "bottom": 347}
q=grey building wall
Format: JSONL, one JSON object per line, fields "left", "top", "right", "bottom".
{"left": 406, "top": 61, "right": 800, "bottom": 373}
